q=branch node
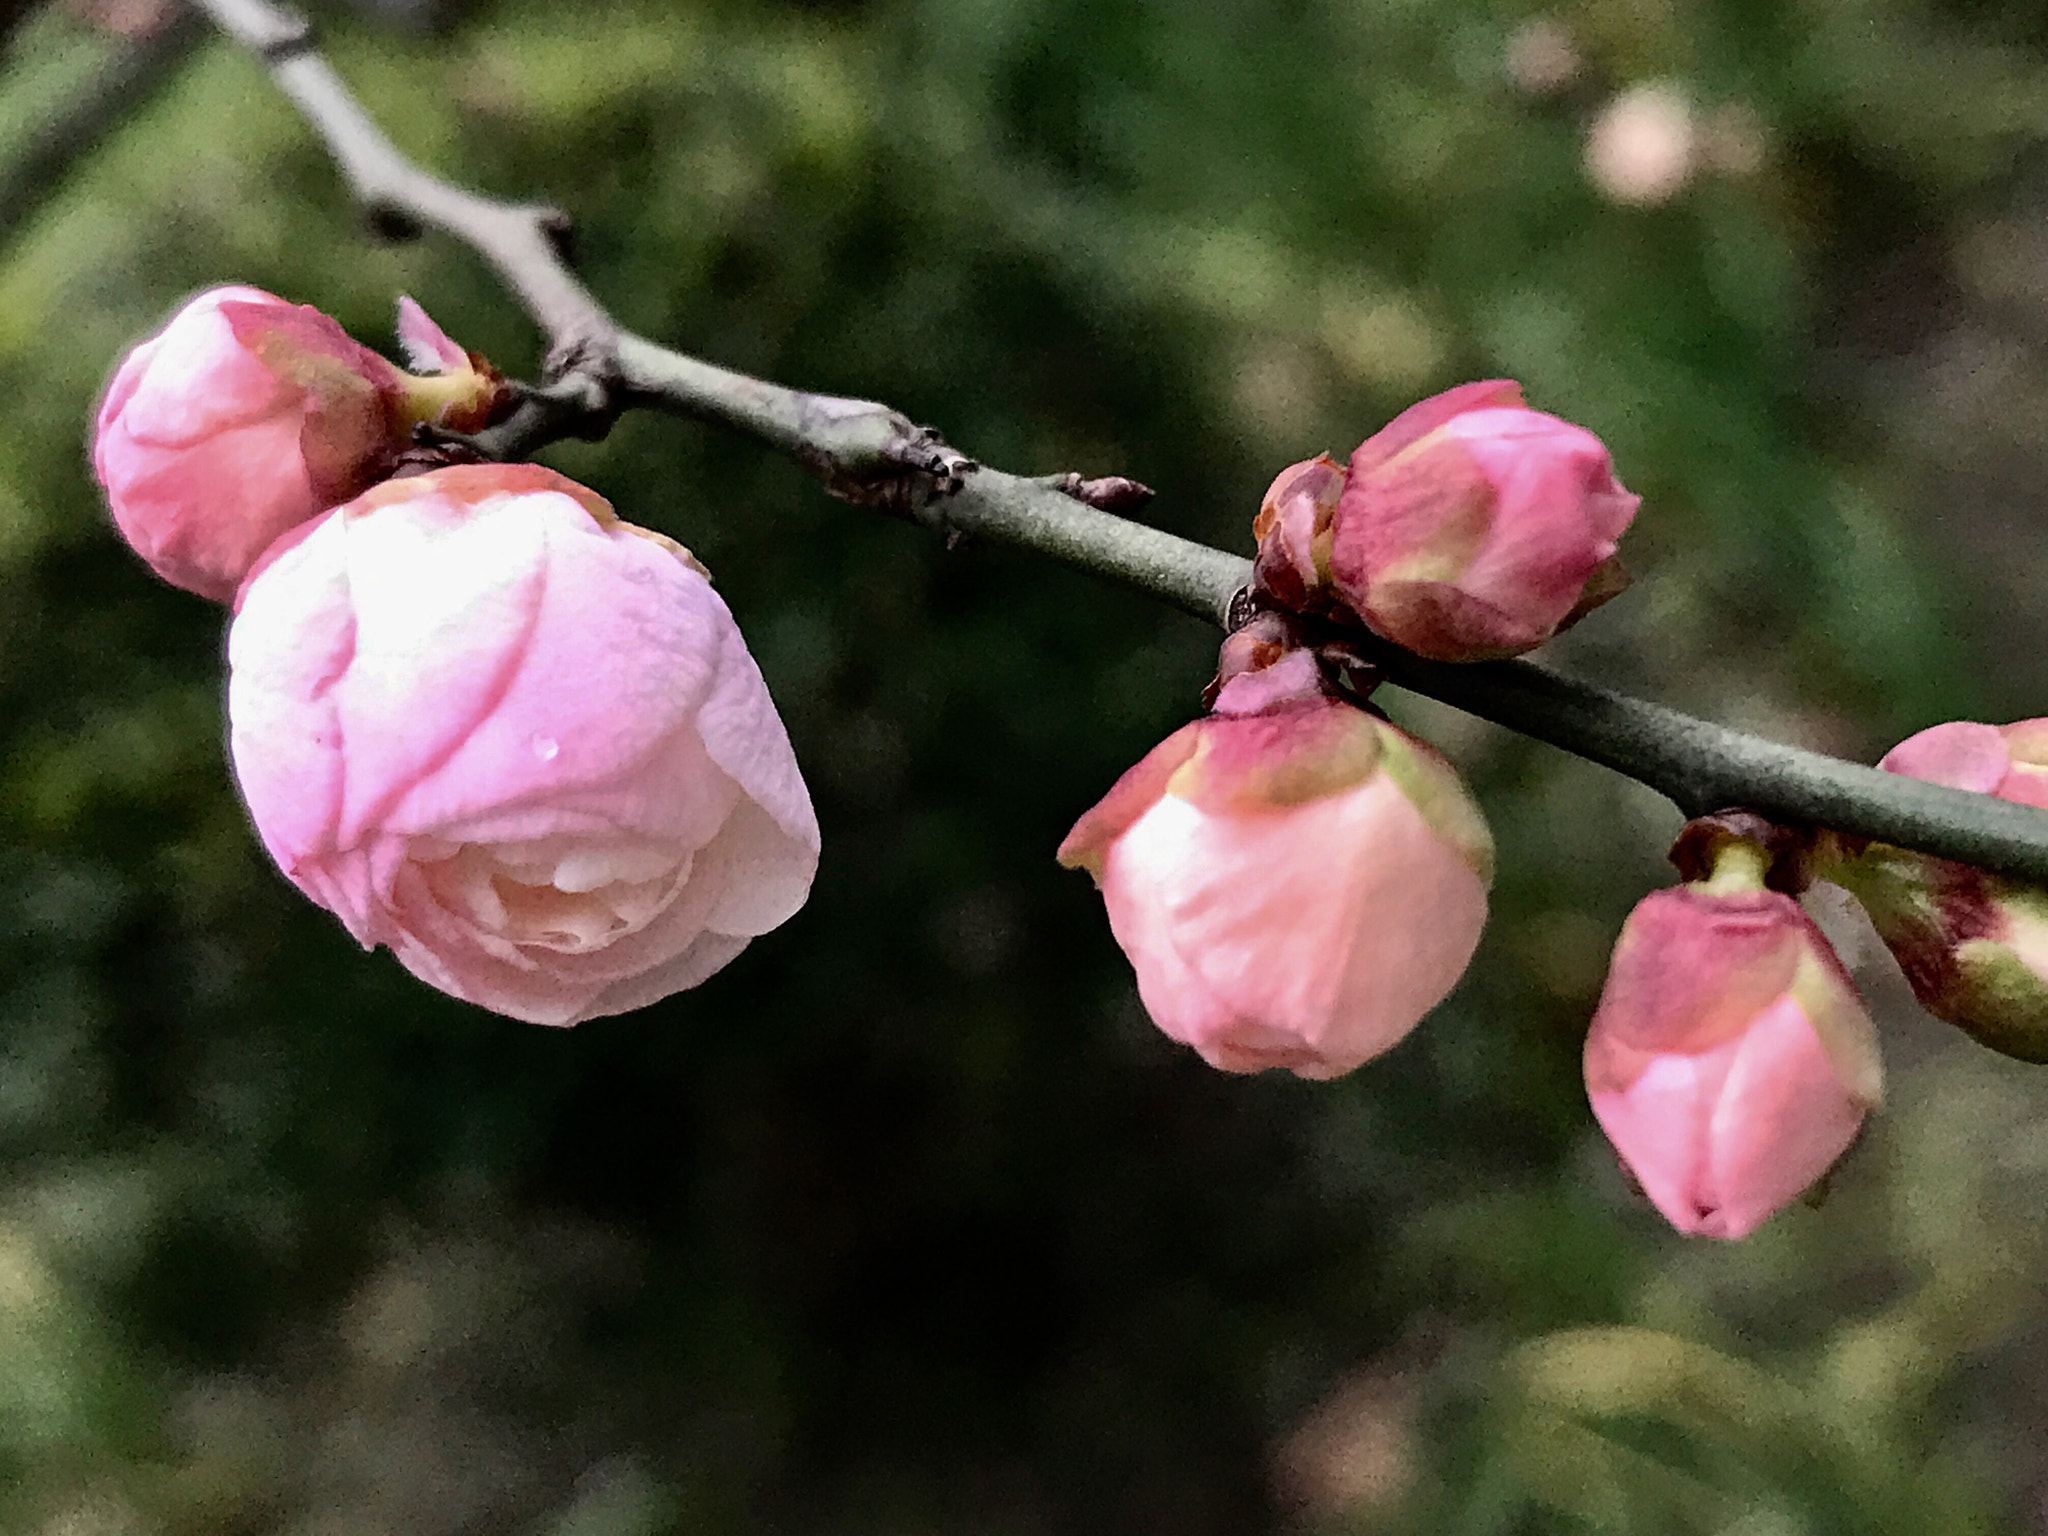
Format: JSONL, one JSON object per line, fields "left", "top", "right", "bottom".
{"left": 1049, "top": 472, "right": 1155, "bottom": 512}
{"left": 413, "top": 374, "right": 618, "bottom": 460}
{"left": 248, "top": 8, "right": 314, "bottom": 62}
{"left": 543, "top": 332, "right": 618, "bottom": 394}
{"left": 396, "top": 426, "right": 484, "bottom": 471}
{"left": 796, "top": 397, "right": 976, "bottom": 514}
{"left": 884, "top": 428, "right": 977, "bottom": 499}
{"left": 1225, "top": 584, "right": 1260, "bottom": 632}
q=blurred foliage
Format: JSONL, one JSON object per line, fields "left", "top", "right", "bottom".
{"left": 5, "top": 0, "right": 2048, "bottom": 1531}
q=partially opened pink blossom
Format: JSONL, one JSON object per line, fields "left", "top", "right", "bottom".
{"left": 1324, "top": 381, "right": 1638, "bottom": 661}
{"left": 1585, "top": 854, "right": 1881, "bottom": 1240}
{"left": 93, "top": 286, "right": 506, "bottom": 601}
{"left": 1059, "top": 644, "right": 1492, "bottom": 1078}
{"left": 228, "top": 463, "right": 819, "bottom": 1025}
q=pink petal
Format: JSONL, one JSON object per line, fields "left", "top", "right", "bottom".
{"left": 94, "top": 285, "right": 401, "bottom": 601}
{"left": 1349, "top": 380, "right": 1526, "bottom": 477}
{"left": 695, "top": 610, "right": 822, "bottom": 856}
{"left": 1589, "top": 1035, "right": 1737, "bottom": 1236}
{"left": 1102, "top": 772, "right": 1487, "bottom": 1076}
{"left": 395, "top": 294, "right": 471, "bottom": 373}
{"left": 1586, "top": 887, "right": 1804, "bottom": 1073}
{"left": 586, "top": 930, "right": 755, "bottom": 1020}
{"left": 114, "top": 287, "right": 298, "bottom": 446}
{"left": 694, "top": 795, "right": 818, "bottom": 938}
{"left": 1879, "top": 721, "right": 2010, "bottom": 795}
{"left": 1701, "top": 994, "right": 1866, "bottom": 1238}
{"left": 1331, "top": 431, "right": 1494, "bottom": 587}
{"left": 228, "top": 463, "right": 819, "bottom": 1026}
{"left": 1097, "top": 795, "right": 1248, "bottom": 1061}
{"left": 1057, "top": 723, "right": 1203, "bottom": 878}
{"left": 1447, "top": 411, "right": 1634, "bottom": 620}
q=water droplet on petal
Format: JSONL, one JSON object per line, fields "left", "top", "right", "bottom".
{"left": 624, "top": 565, "right": 655, "bottom": 584}
{"left": 531, "top": 733, "right": 560, "bottom": 763}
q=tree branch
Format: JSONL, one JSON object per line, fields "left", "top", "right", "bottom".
{"left": 186, "top": 0, "right": 2048, "bottom": 887}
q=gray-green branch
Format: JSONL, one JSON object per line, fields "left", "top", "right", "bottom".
{"left": 188, "top": 0, "right": 2048, "bottom": 886}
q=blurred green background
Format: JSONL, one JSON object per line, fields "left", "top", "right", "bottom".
{"left": 6, "top": 0, "right": 2048, "bottom": 1530}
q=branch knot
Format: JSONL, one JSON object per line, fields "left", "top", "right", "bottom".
{"left": 793, "top": 396, "right": 976, "bottom": 515}
{"left": 249, "top": 8, "right": 314, "bottom": 62}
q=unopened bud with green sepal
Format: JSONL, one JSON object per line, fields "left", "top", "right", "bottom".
{"left": 1828, "top": 719, "right": 2048, "bottom": 1062}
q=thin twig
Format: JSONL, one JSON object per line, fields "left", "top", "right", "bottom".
{"left": 186, "top": 0, "right": 2048, "bottom": 886}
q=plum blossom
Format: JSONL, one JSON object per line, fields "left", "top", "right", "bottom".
{"left": 1309, "top": 380, "right": 1638, "bottom": 661}
{"left": 1585, "top": 839, "right": 1881, "bottom": 1239}
{"left": 227, "top": 463, "right": 818, "bottom": 1025}
{"left": 1059, "top": 632, "right": 1492, "bottom": 1078}
{"left": 93, "top": 286, "right": 504, "bottom": 601}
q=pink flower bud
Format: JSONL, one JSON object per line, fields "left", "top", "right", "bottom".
{"left": 93, "top": 287, "right": 508, "bottom": 602}
{"left": 1250, "top": 454, "right": 1346, "bottom": 614}
{"left": 227, "top": 464, "right": 819, "bottom": 1026}
{"left": 1058, "top": 648, "right": 1492, "bottom": 1078}
{"left": 1585, "top": 854, "right": 1882, "bottom": 1240}
{"left": 1838, "top": 719, "right": 2048, "bottom": 1060}
{"left": 1877, "top": 718, "right": 2048, "bottom": 808}
{"left": 1325, "top": 381, "right": 1639, "bottom": 661}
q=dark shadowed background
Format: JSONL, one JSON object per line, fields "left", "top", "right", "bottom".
{"left": 7, "top": 0, "right": 2048, "bottom": 1531}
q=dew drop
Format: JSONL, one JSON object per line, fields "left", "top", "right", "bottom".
{"left": 531, "top": 733, "right": 560, "bottom": 763}
{"left": 624, "top": 565, "right": 655, "bottom": 584}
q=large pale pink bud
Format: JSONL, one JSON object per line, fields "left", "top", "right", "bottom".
{"left": 1585, "top": 847, "right": 1882, "bottom": 1240}
{"left": 227, "top": 464, "right": 819, "bottom": 1026}
{"left": 1058, "top": 646, "right": 1492, "bottom": 1079}
{"left": 93, "top": 287, "right": 505, "bottom": 602}
{"left": 1325, "top": 381, "right": 1638, "bottom": 661}
{"left": 1832, "top": 719, "right": 2048, "bottom": 1061}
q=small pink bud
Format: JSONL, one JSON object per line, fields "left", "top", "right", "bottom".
{"left": 1250, "top": 454, "right": 1347, "bottom": 614}
{"left": 1059, "top": 647, "right": 1492, "bottom": 1079}
{"left": 227, "top": 464, "right": 820, "bottom": 1026}
{"left": 1585, "top": 842, "right": 1881, "bottom": 1240}
{"left": 93, "top": 287, "right": 405, "bottom": 601}
{"left": 1325, "top": 381, "right": 1639, "bottom": 661}
{"left": 93, "top": 287, "right": 509, "bottom": 602}
{"left": 1838, "top": 719, "right": 2048, "bottom": 1061}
